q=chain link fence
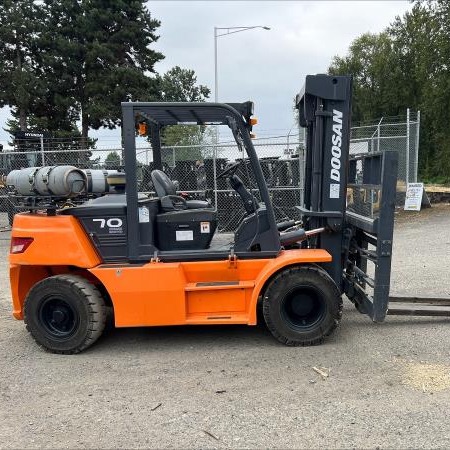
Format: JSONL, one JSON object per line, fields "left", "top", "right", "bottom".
{"left": 350, "top": 109, "right": 420, "bottom": 186}
{"left": 0, "top": 111, "right": 419, "bottom": 231}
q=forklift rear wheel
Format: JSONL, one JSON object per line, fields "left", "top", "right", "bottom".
{"left": 263, "top": 266, "right": 343, "bottom": 346}
{"left": 24, "top": 275, "right": 106, "bottom": 354}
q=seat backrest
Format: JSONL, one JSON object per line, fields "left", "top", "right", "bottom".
{"left": 151, "top": 170, "right": 177, "bottom": 197}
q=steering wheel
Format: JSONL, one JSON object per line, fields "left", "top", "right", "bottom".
{"left": 217, "top": 161, "right": 241, "bottom": 179}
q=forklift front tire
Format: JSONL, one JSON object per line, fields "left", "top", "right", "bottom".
{"left": 24, "top": 275, "right": 107, "bottom": 354}
{"left": 262, "top": 266, "right": 343, "bottom": 346}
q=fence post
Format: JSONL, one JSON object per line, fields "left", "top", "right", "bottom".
{"left": 414, "top": 110, "right": 420, "bottom": 183}
{"left": 406, "top": 108, "right": 410, "bottom": 183}
{"left": 377, "top": 120, "right": 380, "bottom": 153}
{"left": 300, "top": 127, "right": 305, "bottom": 204}
{"left": 40, "top": 135, "right": 45, "bottom": 166}
{"left": 213, "top": 143, "right": 218, "bottom": 210}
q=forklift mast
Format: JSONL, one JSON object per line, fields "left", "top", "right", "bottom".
{"left": 296, "top": 74, "right": 399, "bottom": 323}
{"left": 296, "top": 75, "right": 353, "bottom": 288}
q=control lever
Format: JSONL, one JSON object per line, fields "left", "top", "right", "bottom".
{"left": 279, "top": 227, "right": 326, "bottom": 246}
{"left": 277, "top": 219, "right": 300, "bottom": 232}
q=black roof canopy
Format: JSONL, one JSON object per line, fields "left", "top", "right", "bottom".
{"left": 121, "top": 101, "right": 254, "bottom": 127}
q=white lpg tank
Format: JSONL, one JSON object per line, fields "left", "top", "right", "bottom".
{"left": 6, "top": 166, "right": 87, "bottom": 197}
{"left": 83, "top": 169, "right": 124, "bottom": 194}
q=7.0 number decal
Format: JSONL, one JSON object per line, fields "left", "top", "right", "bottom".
{"left": 92, "top": 218, "right": 123, "bottom": 228}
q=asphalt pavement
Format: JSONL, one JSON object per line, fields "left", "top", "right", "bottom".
{"left": 1, "top": 204, "right": 450, "bottom": 449}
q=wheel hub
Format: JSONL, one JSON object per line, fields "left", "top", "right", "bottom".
{"left": 291, "top": 294, "right": 315, "bottom": 316}
{"left": 282, "top": 287, "right": 325, "bottom": 330}
{"left": 52, "top": 309, "right": 66, "bottom": 324}
{"left": 39, "top": 297, "right": 78, "bottom": 339}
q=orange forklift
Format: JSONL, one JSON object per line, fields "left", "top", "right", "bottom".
{"left": 8, "top": 74, "right": 403, "bottom": 354}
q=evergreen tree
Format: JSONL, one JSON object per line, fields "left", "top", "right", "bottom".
{"left": 104, "top": 150, "right": 121, "bottom": 169}
{"left": 0, "top": 0, "right": 45, "bottom": 131}
{"left": 40, "top": 0, "right": 164, "bottom": 147}
{"left": 0, "top": 2, "right": 213, "bottom": 168}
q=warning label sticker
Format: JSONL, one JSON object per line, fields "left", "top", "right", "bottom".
{"left": 176, "top": 230, "right": 194, "bottom": 241}
{"left": 138, "top": 206, "right": 150, "bottom": 223}
{"left": 200, "top": 221, "right": 210, "bottom": 234}
{"left": 330, "top": 184, "right": 340, "bottom": 199}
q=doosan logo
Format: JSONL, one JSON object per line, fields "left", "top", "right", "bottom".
{"left": 330, "top": 109, "right": 343, "bottom": 199}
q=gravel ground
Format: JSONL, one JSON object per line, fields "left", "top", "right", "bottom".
{"left": 1, "top": 204, "right": 450, "bottom": 449}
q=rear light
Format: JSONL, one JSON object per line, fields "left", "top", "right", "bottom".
{"left": 10, "top": 237, "right": 34, "bottom": 254}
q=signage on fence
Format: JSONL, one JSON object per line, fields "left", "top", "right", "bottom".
{"left": 404, "top": 182, "right": 424, "bottom": 211}
{"left": 14, "top": 131, "right": 51, "bottom": 140}
{"left": 349, "top": 141, "right": 369, "bottom": 155}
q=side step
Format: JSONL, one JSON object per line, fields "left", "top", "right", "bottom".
{"left": 185, "top": 281, "right": 254, "bottom": 292}
{"left": 388, "top": 295, "right": 450, "bottom": 317}
{"left": 185, "top": 313, "right": 249, "bottom": 324}
{"left": 184, "top": 281, "right": 255, "bottom": 325}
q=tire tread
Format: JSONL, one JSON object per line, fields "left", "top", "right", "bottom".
{"left": 24, "top": 274, "right": 106, "bottom": 354}
{"left": 262, "top": 265, "right": 343, "bottom": 347}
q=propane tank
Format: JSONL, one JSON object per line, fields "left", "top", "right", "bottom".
{"left": 6, "top": 169, "right": 32, "bottom": 194}
{"left": 83, "top": 169, "right": 110, "bottom": 194}
{"left": 6, "top": 166, "right": 87, "bottom": 197}
{"left": 106, "top": 171, "right": 126, "bottom": 192}
{"left": 83, "top": 169, "right": 125, "bottom": 194}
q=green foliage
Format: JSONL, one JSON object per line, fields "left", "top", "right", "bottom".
{"left": 0, "top": 1, "right": 46, "bottom": 130}
{"left": 0, "top": 0, "right": 164, "bottom": 144}
{"left": 0, "top": 1, "right": 212, "bottom": 167}
{"left": 329, "top": 0, "right": 450, "bottom": 180}
{"left": 156, "top": 66, "right": 210, "bottom": 102}
{"left": 329, "top": 32, "right": 400, "bottom": 121}
{"left": 39, "top": 0, "right": 164, "bottom": 145}
{"left": 160, "top": 125, "right": 215, "bottom": 164}
{"left": 104, "top": 151, "right": 121, "bottom": 169}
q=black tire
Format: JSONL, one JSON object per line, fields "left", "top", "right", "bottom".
{"left": 24, "top": 275, "right": 106, "bottom": 354}
{"left": 262, "top": 266, "right": 343, "bottom": 346}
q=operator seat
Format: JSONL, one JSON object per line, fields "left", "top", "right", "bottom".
{"left": 151, "top": 170, "right": 217, "bottom": 251}
{"left": 151, "top": 170, "right": 211, "bottom": 212}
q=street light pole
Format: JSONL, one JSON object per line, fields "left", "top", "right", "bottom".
{"left": 214, "top": 27, "right": 219, "bottom": 103}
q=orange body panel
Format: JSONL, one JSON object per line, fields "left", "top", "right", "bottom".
{"left": 9, "top": 213, "right": 101, "bottom": 268}
{"left": 8, "top": 211, "right": 332, "bottom": 327}
{"left": 89, "top": 249, "right": 332, "bottom": 327}
{"left": 10, "top": 264, "right": 49, "bottom": 319}
{"left": 9, "top": 213, "right": 101, "bottom": 318}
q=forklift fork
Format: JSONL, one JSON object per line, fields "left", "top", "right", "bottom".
{"left": 343, "top": 151, "right": 397, "bottom": 322}
{"left": 343, "top": 151, "right": 450, "bottom": 320}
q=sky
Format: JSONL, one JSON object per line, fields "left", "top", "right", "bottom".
{"left": 0, "top": 0, "right": 412, "bottom": 150}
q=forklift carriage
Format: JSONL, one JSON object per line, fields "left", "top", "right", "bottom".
{"left": 9, "top": 74, "right": 431, "bottom": 354}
